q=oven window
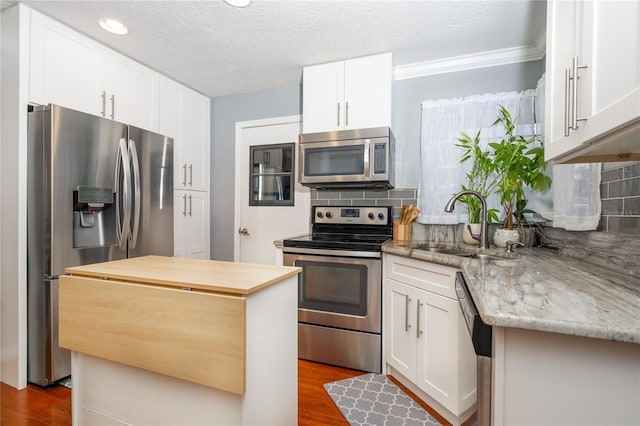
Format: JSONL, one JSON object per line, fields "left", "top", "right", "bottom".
{"left": 297, "top": 261, "right": 367, "bottom": 316}
{"left": 304, "top": 145, "right": 365, "bottom": 176}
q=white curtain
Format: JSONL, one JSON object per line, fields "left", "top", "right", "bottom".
{"left": 418, "top": 74, "right": 601, "bottom": 231}
{"left": 536, "top": 76, "right": 602, "bottom": 231}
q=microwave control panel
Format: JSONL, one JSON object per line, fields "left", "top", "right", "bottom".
{"left": 373, "top": 143, "right": 387, "bottom": 174}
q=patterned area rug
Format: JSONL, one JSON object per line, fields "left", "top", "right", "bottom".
{"left": 324, "top": 373, "right": 441, "bottom": 426}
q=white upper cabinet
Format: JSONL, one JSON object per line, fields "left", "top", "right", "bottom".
{"left": 302, "top": 61, "right": 344, "bottom": 133}
{"left": 99, "top": 53, "right": 159, "bottom": 131}
{"left": 545, "top": 0, "right": 640, "bottom": 163}
{"left": 159, "top": 76, "right": 210, "bottom": 192}
{"left": 302, "top": 53, "right": 392, "bottom": 133}
{"left": 29, "top": 9, "right": 158, "bottom": 131}
{"left": 180, "top": 88, "right": 210, "bottom": 191}
{"left": 158, "top": 76, "right": 182, "bottom": 143}
{"left": 29, "top": 10, "right": 103, "bottom": 115}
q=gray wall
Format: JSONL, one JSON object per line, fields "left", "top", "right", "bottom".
{"left": 209, "top": 60, "right": 545, "bottom": 260}
{"left": 210, "top": 85, "right": 301, "bottom": 261}
{"left": 392, "top": 60, "right": 545, "bottom": 187}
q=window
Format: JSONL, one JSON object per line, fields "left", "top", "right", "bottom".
{"left": 249, "top": 143, "right": 295, "bottom": 206}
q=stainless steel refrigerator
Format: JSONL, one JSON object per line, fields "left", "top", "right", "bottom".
{"left": 27, "top": 104, "right": 174, "bottom": 386}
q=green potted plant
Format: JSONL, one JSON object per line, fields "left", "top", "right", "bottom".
{"left": 489, "top": 105, "right": 551, "bottom": 247}
{"left": 455, "top": 130, "right": 500, "bottom": 245}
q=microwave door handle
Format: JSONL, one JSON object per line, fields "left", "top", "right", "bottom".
{"left": 364, "top": 140, "right": 371, "bottom": 177}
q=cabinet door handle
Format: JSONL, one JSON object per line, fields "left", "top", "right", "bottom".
{"left": 101, "top": 91, "right": 107, "bottom": 117}
{"left": 571, "top": 56, "right": 588, "bottom": 130}
{"left": 182, "top": 164, "right": 187, "bottom": 186}
{"left": 404, "top": 295, "right": 412, "bottom": 332}
{"left": 110, "top": 94, "right": 115, "bottom": 119}
{"left": 182, "top": 194, "right": 187, "bottom": 216}
{"left": 188, "top": 194, "right": 192, "bottom": 216}
{"left": 345, "top": 101, "right": 349, "bottom": 127}
{"left": 337, "top": 102, "right": 341, "bottom": 127}
{"left": 188, "top": 164, "right": 193, "bottom": 186}
{"left": 416, "top": 299, "right": 424, "bottom": 338}
{"left": 564, "top": 68, "right": 571, "bottom": 137}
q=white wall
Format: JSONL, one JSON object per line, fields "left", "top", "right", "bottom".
{"left": 1, "top": 4, "right": 29, "bottom": 389}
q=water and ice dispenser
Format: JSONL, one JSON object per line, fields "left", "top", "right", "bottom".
{"left": 72, "top": 186, "right": 115, "bottom": 248}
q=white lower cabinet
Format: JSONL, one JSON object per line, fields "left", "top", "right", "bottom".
{"left": 384, "top": 254, "right": 476, "bottom": 425}
{"left": 174, "top": 190, "right": 209, "bottom": 259}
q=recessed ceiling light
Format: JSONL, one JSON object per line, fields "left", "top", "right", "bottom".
{"left": 98, "top": 18, "right": 128, "bottom": 35}
{"left": 223, "top": 0, "right": 252, "bottom": 8}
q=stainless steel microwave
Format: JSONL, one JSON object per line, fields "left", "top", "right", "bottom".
{"left": 298, "top": 127, "right": 395, "bottom": 189}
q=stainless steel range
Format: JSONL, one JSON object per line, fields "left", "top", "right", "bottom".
{"left": 282, "top": 205, "right": 392, "bottom": 373}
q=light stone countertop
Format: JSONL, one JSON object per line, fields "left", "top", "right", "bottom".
{"left": 383, "top": 241, "right": 640, "bottom": 344}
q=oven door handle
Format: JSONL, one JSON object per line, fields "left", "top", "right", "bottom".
{"left": 282, "top": 246, "right": 382, "bottom": 259}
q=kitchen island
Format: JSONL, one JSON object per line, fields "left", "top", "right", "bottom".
{"left": 383, "top": 241, "right": 640, "bottom": 425}
{"left": 59, "top": 255, "right": 301, "bottom": 426}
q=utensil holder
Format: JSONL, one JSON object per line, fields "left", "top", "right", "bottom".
{"left": 393, "top": 221, "right": 412, "bottom": 241}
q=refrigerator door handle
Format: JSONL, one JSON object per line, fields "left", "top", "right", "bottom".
{"left": 115, "top": 138, "right": 132, "bottom": 250}
{"left": 128, "top": 139, "right": 141, "bottom": 249}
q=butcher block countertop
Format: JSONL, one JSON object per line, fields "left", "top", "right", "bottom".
{"left": 65, "top": 255, "right": 301, "bottom": 295}
{"left": 60, "top": 255, "right": 301, "bottom": 396}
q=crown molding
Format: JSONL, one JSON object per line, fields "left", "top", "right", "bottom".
{"left": 393, "top": 40, "right": 546, "bottom": 81}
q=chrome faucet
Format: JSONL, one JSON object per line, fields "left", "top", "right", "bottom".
{"left": 505, "top": 240, "right": 525, "bottom": 253}
{"left": 444, "top": 190, "right": 490, "bottom": 249}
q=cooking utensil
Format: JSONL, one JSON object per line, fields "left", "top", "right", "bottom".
{"left": 399, "top": 204, "right": 420, "bottom": 224}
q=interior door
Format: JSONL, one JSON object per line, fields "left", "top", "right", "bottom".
{"left": 236, "top": 117, "right": 310, "bottom": 265}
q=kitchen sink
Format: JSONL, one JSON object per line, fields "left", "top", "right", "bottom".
{"left": 466, "top": 253, "right": 506, "bottom": 261}
{"left": 416, "top": 246, "right": 470, "bottom": 256}
{"left": 409, "top": 243, "right": 517, "bottom": 261}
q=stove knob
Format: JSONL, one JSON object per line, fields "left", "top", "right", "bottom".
{"left": 316, "top": 211, "right": 324, "bottom": 219}
{"left": 368, "top": 212, "right": 375, "bottom": 220}
{"left": 325, "top": 212, "right": 333, "bottom": 219}
{"left": 378, "top": 213, "right": 385, "bottom": 220}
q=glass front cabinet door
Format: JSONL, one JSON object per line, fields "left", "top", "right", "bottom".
{"left": 249, "top": 143, "right": 295, "bottom": 206}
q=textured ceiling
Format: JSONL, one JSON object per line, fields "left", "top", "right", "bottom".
{"left": 6, "top": 0, "right": 546, "bottom": 98}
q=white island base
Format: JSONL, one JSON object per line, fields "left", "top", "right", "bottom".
{"left": 60, "top": 257, "right": 299, "bottom": 426}
{"left": 72, "top": 352, "right": 263, "bottom": 425}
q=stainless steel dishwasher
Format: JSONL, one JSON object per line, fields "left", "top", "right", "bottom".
{"left": 455, "top": 272, "right": 492, "bottom": 426}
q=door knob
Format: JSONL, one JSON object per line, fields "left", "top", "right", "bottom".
{"left": 238, "top": 227, "right": 250, "bottom": 236}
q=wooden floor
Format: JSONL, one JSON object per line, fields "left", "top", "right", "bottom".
{"left": 298, "top": 359, "right": 451, "bottom": 426}
{"left": 1, "top": 360, "right": 451, "bottom": 425}
{"left": 0, "top": 380, "right": 71, "bottom": 425}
